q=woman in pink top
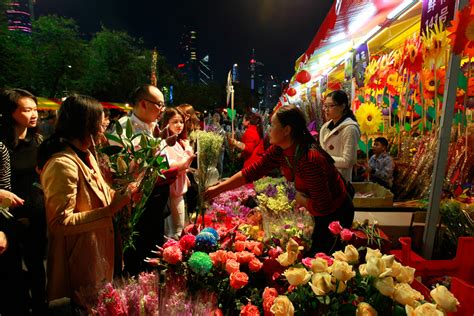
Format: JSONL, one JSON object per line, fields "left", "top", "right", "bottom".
{"left": 161, "top": 108, "right": 195, "bottom": 239}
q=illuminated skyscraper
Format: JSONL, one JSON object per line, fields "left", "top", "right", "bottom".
{"left": 199, "top": 54, "right": 214, "bottom": 85}
{"left": 178, "top": 27, "right": 199, "bottom": 83}
{"left": 6, "top": 0, "right": 33, "bottom": 33}
{"left": 249, "top": 49, "right": 265, "bottom": 109}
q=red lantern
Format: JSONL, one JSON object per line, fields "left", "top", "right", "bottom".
{"left": 295, "top": 70, "right": 311, "bottom": 84}
{"left": 287, "top": 87, "right": 297, "bottom": 97}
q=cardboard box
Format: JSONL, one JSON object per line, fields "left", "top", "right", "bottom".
{"left": 352, "top": 182, "right": 394, "bottom": 207}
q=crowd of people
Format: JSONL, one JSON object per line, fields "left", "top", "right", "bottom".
{"left": 0, "top": 86, "right": 395, "bottom": 314}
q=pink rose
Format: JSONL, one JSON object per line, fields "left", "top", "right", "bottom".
{"left": 268, "top": 246, "right": 283, "bottom": 259}
{"left": 248, "top": 241, "right": 263, "bottom": 256}
{"left": 179, "top": 234, "right": 196, "bottom": 251}
{"left": 234, "top": 241, "right": 246, "bottom": 252}
{"left": 302, "top": 257, "right": 315, "bottom": 269}
{"left": 230, "top": 271, "right": 249, "bottom": 289}
{"left": 315, "top": 252, "right": 334, "bottom": 266}
{"left": 225, "top": 259, "right": 240, "bottom": 274}
{"left": 226, "top": 251, "right": 238, "bottom": 262}
{"left": 240, "top": 302, "right": 260, "bottom": 316}
{"left": 162, "top": 246, "right": 182, "bottom": 264}
{"left": 162, "top": 239, "right": 179, "bottom": 249}
{"left": 340, "top": 228, "right": 353, "bottom": 241}
{"left": 248, "top": 258, "right": 263, "bottom": 272}
{"left": 328, "top": 221, "right": 343, "bottom": 235}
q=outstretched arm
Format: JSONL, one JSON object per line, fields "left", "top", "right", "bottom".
{"left": 204, "top": 171, "right": 247, "bottom": 200}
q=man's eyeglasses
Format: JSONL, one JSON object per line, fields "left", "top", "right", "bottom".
{"left": 144, "top": 99, "right": 165, "bottom": 109}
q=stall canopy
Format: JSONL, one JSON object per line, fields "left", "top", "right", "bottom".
{"left": 37, "top": 97, "right": 130, "bottom": 111}
{"left": 292, "top": 0, "right": 410, "bottom": 86}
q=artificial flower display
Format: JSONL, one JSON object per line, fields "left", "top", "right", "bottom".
{"left": 402, "top": 35, "right": 424, "bottom": 74}
{"left": 355, "top": 102, "right": 383, "bottom": 135}
{"left": 422, "top": 20, "right": 449, "bottom": 68}
{"left": 447, "top": 2, "right": 474, "bottom": 57}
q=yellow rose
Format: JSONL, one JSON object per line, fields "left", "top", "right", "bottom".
{"left": 344, "top": 244, "right": 359, "bottom": 263}
{"left": 283, "top": 267, "right": 311, "bottom": 286}
{"left": 356, "top": 302, "right": 378, "bottom": 316}
{"left": 277, "top": 239, "right": 303, "bottom": 267}
{"left": 359, "top": 264, "right": 369, "bottom": 277}
{"left": 332, "top": 250, "right": 348, "bottom": 262}
{"left": 329, "top": 260, "right": 355, "bottom": 282}
{"left": 430, "top": 285, "right": 460, "bottom": 313}
{"left": 310, "top": 272, "right": 332, "bottom": 296}
{"left": 381, "top": 255, "right": 395, "bottom": 267}
{"left": 393, "top": 283, "right": 424, "bottom": 307}
{"left": 374, "top": 277, "right": 395, "bottom": 297}
{"left": 365, "top": 248, "right": 382, "bottom": 262}
{"left": 396, "top": 265, "right": 415, "bottom": 284}
{"left": 332, "top": 278, "right": 347, "bottom": 293}
{"left": 270, "top": 295, "right": 295, "bottom": 316}
{"left": 311, "top": 257, "right": 328, "bottom": 273}
{"left": 406, "top": 303, "right": 444, "bottom": 316}
{"left": 366, "top": 257, "right": 385, "bottom": 277}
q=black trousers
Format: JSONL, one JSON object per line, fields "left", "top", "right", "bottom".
{"left": 123, "top": 185, "right": 169, "bottom": 276}
{"left": 0, "top": 221, "right": 29, "bottom": 316}
{"left": 309, "top": 195, "right": 355, "bottom": 256}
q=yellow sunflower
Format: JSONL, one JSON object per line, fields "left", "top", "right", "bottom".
{"left": 355, "top": 102, "right": 383, "bottom": 135}
{"left": 386, "top": 70, "right": 402, "bottom": 95}
{"left": 422, "top": 21, "right": 449, "bottom": 68}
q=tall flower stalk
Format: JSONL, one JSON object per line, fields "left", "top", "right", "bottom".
{"left": 98, "top": 119, "right": 170, "bottom": 253}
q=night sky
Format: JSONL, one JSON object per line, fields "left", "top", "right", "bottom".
{"left": 34, "top": 0, "right": 333, "bottom": 83}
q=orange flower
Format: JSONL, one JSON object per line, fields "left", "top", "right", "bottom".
{"left": 386, "top": 69, "right": 402, "bottom": 95}
{"left": 402, "top": 35, "right": 424, "bottom": 73}
{"left": 448, "top": 3, "right": 474, "bottom": 57}
{"left": 422, "top": 70, "right": 436, "bottom": 99}
{"left": 230, "top": 271, "right": 249, "bottom": 289}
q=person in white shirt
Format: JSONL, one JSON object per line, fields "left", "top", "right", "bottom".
{"left": 319, "top": 90, "right": 360, "bottom": 182}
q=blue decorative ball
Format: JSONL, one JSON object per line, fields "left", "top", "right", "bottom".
{"left": 201, "top": 227, "right": 219, "bottom": 241}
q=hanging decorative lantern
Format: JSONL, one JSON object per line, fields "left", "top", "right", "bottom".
{"left": 296, "top": 70, "right": 311, "bottom": 84}
{"left": 287, "top": 87, "right": 297, "bottom": 97}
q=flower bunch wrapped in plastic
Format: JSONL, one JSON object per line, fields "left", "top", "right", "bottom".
{"left": 255, "top": 179, "right": 314, "bottom": 248}
{"left": 91, "top": 272, "right": 159, "bottom": 315}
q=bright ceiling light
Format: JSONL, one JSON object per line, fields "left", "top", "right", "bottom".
{"left": 387, "top": 0, "right": 415, "bottom": 19}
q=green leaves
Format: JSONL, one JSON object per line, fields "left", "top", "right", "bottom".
{"left": 358, "top": 138, "right": 373, "bottom": 155}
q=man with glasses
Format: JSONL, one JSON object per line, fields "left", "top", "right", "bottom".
{"left": 118, "top": 84, "right": 166, "bottom": 140}
{"left": 116, "top": 84, "right": 176, "bottom": 276}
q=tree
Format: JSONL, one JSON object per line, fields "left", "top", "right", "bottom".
{"left": 79, "top": 27, "right": 151, "bottom": 102}
{"left": 31, "top": 15, "right": 87, "bottom": 97}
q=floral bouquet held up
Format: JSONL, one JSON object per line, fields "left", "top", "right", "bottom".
{"left": 190, "top": 130, "right": 224, "bottom": 226}
{"left": 99, "top": 119, "right": 170, "bottom": 254}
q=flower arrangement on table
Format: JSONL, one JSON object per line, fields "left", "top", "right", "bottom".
{"left": 253, "top": 177, "right": 314, "bottom": 248}
{"left": 145, "top": 221, "right": 460, "bottom": 316}
{"left": 98, "top": 119, "right": 171, "bottom": 253}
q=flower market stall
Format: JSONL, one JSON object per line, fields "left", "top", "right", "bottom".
{"left": 89, "top": 181, "right": 464, "bottom": 315}
{"left": 277, "top": 0, "right": 473, "bottom": 258}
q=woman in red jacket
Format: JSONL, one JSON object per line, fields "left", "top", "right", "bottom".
{"left": 206, "top": 105, "right": 354, "bottom": 255}
{"left": 229, "top": 112, "right": 265, "bottom": 168}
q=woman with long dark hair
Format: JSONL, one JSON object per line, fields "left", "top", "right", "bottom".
{"left": 38, "top": 95, "right": 132, "bottom": 309}
{"left": 229, "top": 111, "right": 265, "bottom": 168}
{"left": 205, "top": 105, "right": 354, "bottom": 255}
{"left": 320, "top": 90, "right": 360, "bottom": 182}
{"left": 160, "top": 107, "right": 195, "bottom": 239}
{"left": 0, "top": 88, "right": 47, "bottom": 314}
